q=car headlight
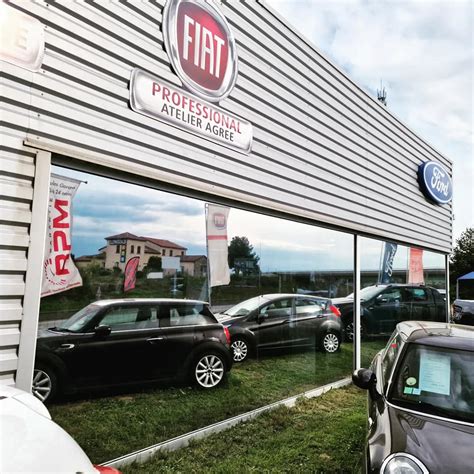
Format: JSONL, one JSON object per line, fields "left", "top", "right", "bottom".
{"left": 381, "top": 453, "right": 429, "bottom": 474}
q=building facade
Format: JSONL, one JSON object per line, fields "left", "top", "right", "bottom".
{"left": 102, "top": 232, "right": 187, "bottom": 271}
{"left": 0, "top": 0, "right": 452, "bottom": 390}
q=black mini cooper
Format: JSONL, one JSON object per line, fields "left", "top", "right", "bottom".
{"left": 353, "top": 321, "right": 474, "bottom": 473}
{"left": 33, "top": 299, "right": 232, "bottom": 402}
{"left": 216, "top": 294, "right": 343, "bottom": 362}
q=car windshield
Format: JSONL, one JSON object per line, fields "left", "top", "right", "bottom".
{"left": 346, "top": 286, "right": 387, "bottom": 301}
{"left": 222, "top": 296, "right": 268, "bottom": 317}
{"left": 55, "top": 304, "right": 102, "bottom": 332}
{"left": 389, "top": 343, "right": 474, "bottom": 423}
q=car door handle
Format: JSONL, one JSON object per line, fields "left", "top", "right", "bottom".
{"left": 59, "top": 343, "right": 75, "bottom": 350}
{"left": 147, "top": 337, "right": 165, "bottom": 344}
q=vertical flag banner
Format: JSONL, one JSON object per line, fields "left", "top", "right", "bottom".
{"left": 124, "top": 256, "right": 140, "bottom": 292}
{"left": 206, "top": 204, "right": 230, "bottom": 287}
{"left": 408, "top": 248, "right": 424, "bottom": 284}
{"left": 380, "top": 242, "right": 398, "bottom": 284}
{"left": 41, "top": 174, "right": 83, "bottom": 297}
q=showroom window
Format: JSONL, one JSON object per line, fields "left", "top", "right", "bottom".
{"left": 36, "top": 165, "right": 357, "bottom": 464}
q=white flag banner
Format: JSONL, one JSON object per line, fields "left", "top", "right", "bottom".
{"left": 41, "top": 174, "right": 83, "bottom": 297}
{"left": 206, "top": 204, "right": 230, "bottom": 287}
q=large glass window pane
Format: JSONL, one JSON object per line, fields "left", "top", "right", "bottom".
{"left": 359, "top": 239, "right": 448, "bottom": 369}
{"left": 37, "top": 166, "right": 354, "bottom": 464}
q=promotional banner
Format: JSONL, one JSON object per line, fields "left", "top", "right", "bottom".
{"left": 41, "top": 174, "right": 83, "bottom": 297}
{"left": 206, "top": 204, "right": 230, "bottom": 287}
{"left": 408, "top": 248, "right": 424, "bottom": 284}
{"left": 379, "top": 242, "right": 398, "bottom": 284}
{"left": 124, "top": 256, "right": 140, "bottom": 292}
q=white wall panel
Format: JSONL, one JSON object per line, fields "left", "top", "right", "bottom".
{"left": 3, "top": 0, "right": 453, "bottom": 259}
{"left": 0, "top": 138, "right": 32, "bottom": 384}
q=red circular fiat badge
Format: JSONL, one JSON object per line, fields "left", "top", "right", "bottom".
{"left": 163, "top": 0, "right": 238, "bottom": 102}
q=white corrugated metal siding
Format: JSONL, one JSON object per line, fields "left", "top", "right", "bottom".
{"left": 1, "top": 0, "right": 453, "bottom": 385}
{"left": 3, "top": 0, "right": 452, "bottom": 251}
{"left": 0, "top": 131, "right": 35, "bottom": 385}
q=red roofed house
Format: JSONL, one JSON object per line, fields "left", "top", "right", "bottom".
{"left": 103, "top": 232, "right": 188, "bottom": 272}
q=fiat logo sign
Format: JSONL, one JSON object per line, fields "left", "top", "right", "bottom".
{"left": 213, "top": 212, "right": 226, "bottom": 229}
{"left": 163, "top": 0, "right": 238, "bottom": 102}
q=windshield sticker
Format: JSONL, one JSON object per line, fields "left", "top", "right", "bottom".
{"left": 419, "top": 351, "right": 451, "bottom": 395}
{"left": 412, "top": 388, "right": 421, "bottom": 396}
{"left": 404, "top": 387, "right": 414, "bottom": 395}
{"left": 406, "top": 377, "right": 417, "bottom": 386}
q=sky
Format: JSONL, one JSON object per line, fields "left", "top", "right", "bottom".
{"left": 61, "top": 0, "right": 471, "bottom": 273}
{"left": 267, "top": 0, "right": 473, "bottom": 239}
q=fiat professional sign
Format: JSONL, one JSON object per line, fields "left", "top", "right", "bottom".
{"left": 163, "top": 0, "right": 238, "bottom": 102}
{"left": 130, "top": 69, "right": 252, "bottom": 153}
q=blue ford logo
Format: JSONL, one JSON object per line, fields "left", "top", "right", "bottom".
{"left": 417, "top": 161, "right": 453, "bottom": 205}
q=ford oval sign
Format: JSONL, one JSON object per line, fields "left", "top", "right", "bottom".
{"left": 417, "top": 161, "right": 453, "bottom": 205}
{"left": 163, "top": 0, "right": 238, "bottom": 103}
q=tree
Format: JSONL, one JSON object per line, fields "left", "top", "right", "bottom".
{"left": 145, "top": 256, "right": 162, "bottom": 272}
{"left": 450, "top": 227, "right": 474, "bottom": 282}
{"left": 228, "top": 236, "right": 260, "bottom": 275}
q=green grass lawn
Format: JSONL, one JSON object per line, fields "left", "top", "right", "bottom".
{"left": 122, "top": 385, "right": 367, "bottom": 473}
{"left": 49, "top": 341, "right": 385, "bottom": 464}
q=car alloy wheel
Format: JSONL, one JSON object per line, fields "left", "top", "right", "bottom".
{"left": 322, "top": 332, "right": 340, "bottom": 353}
{"left": 345, "top": 321, "right": 365, "bottom": 342}
{"left": 231, "top": 338, "right": 249, "bottom": 362}
{"left": 194, "top": 354, "right": 225, "bottom": 388}
{"left": 32, "top": 368, "right": 53, "bottom": 402}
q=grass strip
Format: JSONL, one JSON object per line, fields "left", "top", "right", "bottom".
{"left": 123, "top": 385, "right": 367, "bottom": 473}
{"left": 49, "top": 341, "right": 384, "bottom": 463}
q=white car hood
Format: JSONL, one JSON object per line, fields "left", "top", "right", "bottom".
{"left": 0, "top": 387, "right": 96, "bottom": 473}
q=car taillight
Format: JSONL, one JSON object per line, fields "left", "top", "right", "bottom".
{"left": 329, "top": 305, "right": 341, "bottom": 317}
{"left": 223, "top": 326, "right": 231, "bottom": 345}
{"left": 94, "top": 465, "right": 122, "bottom": 474}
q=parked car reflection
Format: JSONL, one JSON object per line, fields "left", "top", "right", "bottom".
{"left": 215, "top": 294, "right": 343, "bottom": 362}
{"left": 333, "top": 284, "right": 446, "bottom": 340}
{"left": 34, "top": 299, "right": 232, "bottom": 402}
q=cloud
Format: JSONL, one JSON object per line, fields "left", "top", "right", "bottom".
{"left": 268, "top": 0, "right": 473, "bottom": 238}
{"left": 58, "top": 0, "right": 472, "bottom": 266}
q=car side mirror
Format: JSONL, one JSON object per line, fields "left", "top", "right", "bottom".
{"left": 375, "top": 297, "right": 387, "bottom": 305}
{"left": 352, "top": 368, "right": 381, "bottom": 399}
{"left": 94, "top": 325, "right": 111, "bottom": 337}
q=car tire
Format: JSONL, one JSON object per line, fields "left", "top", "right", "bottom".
{"left": 344, "top": 318, "right": 366, "bottom": 342}
{"left": 32, "top": 364, "right": 58, "bottom": 403}
{"left": 192, "top": 352, "right": 226, "bottom": 389}
{"left": 230, "top": 337, "right": 251, "bottom": 362}
{"left": 320, "top": 331, "right": 341, "bottom": 353}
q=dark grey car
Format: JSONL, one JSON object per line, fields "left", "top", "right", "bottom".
{"left": 216, "top": 294, "right": 343, "bottom": 362}
{"left": 353, "top": 322, "right": 474, "bottom": 473}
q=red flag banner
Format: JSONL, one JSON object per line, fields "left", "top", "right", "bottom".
{"left": 408, "top": 248, "right": 424, "bottom": 284}
{"left": 124, "top": 257, "right": 140, "bottom": 292}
